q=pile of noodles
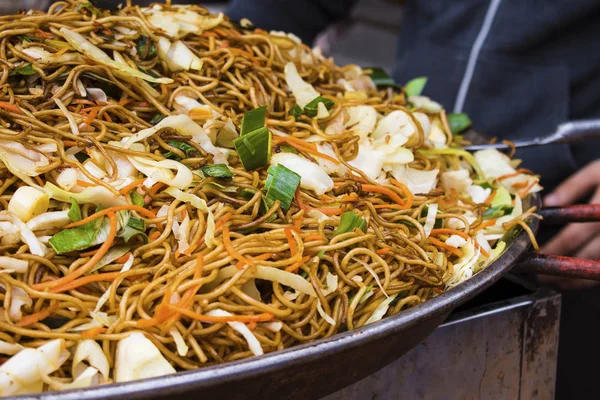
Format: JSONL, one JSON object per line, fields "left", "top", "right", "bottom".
{"left": 0, "top": 0, "right": 541, "bottom": 393}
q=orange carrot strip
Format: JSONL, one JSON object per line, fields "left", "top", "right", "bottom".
{"left": 62, "top": 140, "right": 78, "bottom": 147}
{"left": 79, "top": 248, "right": 99, "bottom": 257}
{"left": 273, "top": 136, "right": 340, "bottom": 165}
{"left": 119, "top": 178, "right": 146, "bottom": 195}
{"left": 32, "top": 213, "right": 118, "bottom": 290}
{"left": 0, "top": 101, "right": 24, "bottom": 115}
{"left": 293, "top": 217, "right": 302, "bottom": 232}
{"left": 16, "top": 303, "right": 58, "bottom": 327}
{"left": 48, "top": 271, "right": 143, "bottom": 294}
{"left": 313, "top": 207, "right": 343, "bottom": 216}
{"left": 103, "top": 113, "right": 112, "bottom": 122}
{"left": 34, "top": 175, "right": 44, "bottom": 186}
{"left": 375, "top": 247, "right": 391, "bottom": 255}
{"left": 115, "top": 253, "right": 132, "bottom": 264}
{"left": 295, "top": 189, "right": 310, "bottom": 212}
{"left": 76, "top": 180, "right": 97, "bottom": 188}
{"left": 64, "top": 205, "right": 156, "bottom": 229}
{"left": 235, "top": 253, "right": 273, "bottom": 269}
{"left": 84, "top": 106, "right": 99, "bottom": 125}
{"left": 285, "top": 256, "right": 311, "bottom": 272}
{"left": 81, "top": 327, "right": 107, "bottom": 338}
{"left": 519, "top": 180, "right": 537, "bottom": 197}
{"left": 118, "top": 97, "right": 132, "bottom": 107}
{"left": 362, "top": 184, "right": 407, "bottom": 208}
{"left": 429, "top": 228, "right": 490, "bottom": 257}
{"left": 433, "top": 288, "right": 444, "bottom": 295}
{"left": 390, "top": 178, "right": 414, "bottom": 209}
{"left": 304, "top": 233, "right": 324, "bottom": 242}
{"left": 284, "top": 227, "right": 297, "bottom": 256}
{"left": 474, "top": 219, "right": 497, "bottom": 232}
{"left": 160, "top": 84, "right": 168, "bottom": 96}
{"left": 484, "top": 190, "right": 497, "bottom": 205}
{"left": 428, "top": 237, "right": 464, "bottom": 258}
{"left": 148, "top": 231, "right": 161, "bottom": 241}
{"left": 223, "top": 226, "right": 254, "bottom": 268}
{"left": 150, "top": 182, "right": 166, "bottom": 195}
{"left": 167, "top": 304, "right": 274, "bottom": 323}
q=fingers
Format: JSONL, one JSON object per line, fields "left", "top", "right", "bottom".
{"left": 544, "top": 159, "right": 600, "bottom": 207}
{"left": 575, "top": 235, "right": 600, "bottom": 260}
{"left": 541, "top": 221, "right": 600, "bottom": 256}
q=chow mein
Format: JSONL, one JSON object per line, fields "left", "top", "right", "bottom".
{"left": 0, "top": 0, "right": 541, "bottom": 395}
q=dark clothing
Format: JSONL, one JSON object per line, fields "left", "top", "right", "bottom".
{"left": 228, "top": 0, "right": 600, "bottom": 192}
{"left": 228, "top": 1, "right": 600, "bottom": 398}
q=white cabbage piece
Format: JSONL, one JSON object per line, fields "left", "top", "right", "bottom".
{"left": 446, "top": 240, "right": 482, "bottom": 288}
{"left": 26, "top": 210, "right": 70, "bottom": 231}
{"left": 440, "top": 170, "right": 472, "bottom": 193}
{"left": 44, "top": 182, "right": 125, "bottom": 208}
{"left": 347, "top": 141, "right": 385, "bottom": 180}
{"left": 423, "top": 203, "right": 438, "bottom": 238}
{"left": 72, "top": 340, "right": 110, "bottom": 382}
{"left": 114, "top": 332, "right": 176, "bottom": 382}
{"left": 408, "top": 95, "right": 443, "bottom": 113}
{"left": 284, "top": 62, "right": 319, "bottom": 108}
{"left": 206, "top": 309, "right": 263, "bottom": 356}
{"left": 345, "top": 106, "right": 377, "bottom": 139}
{"left": 365, "top": 294, "right": 398, "bottom": 325}
{"left": 474, "top": 149, "right": 542, "bottom": 195}
{"left": 0, "top": 212, "right": 48, "bottom": 256}
{"left": 467, "top": 185, "right": 492, "bottom": 204}
{"left": 0, "top": 340, "right": 23, "bottom": 356}
{"left": 371, "top": 110, "right": 416, "bottom": 142}
{"left": 270, "top": 153, "right": 333, "bottom": 196}
{"left": 157, "top": 39, "right": 203, "bottom": 71}
{"left": 0, "top": 256, "right": 28, "bottom": 273}
{"left": 0, "top": 139, "right": 50, "bottom": 186}
{"left": 315, "top": 142, "right": 346, "bottom": 175}
{"left": 391, "top": 165, "right": 439, "bottom": 195}
{"left": 164, "top": 187, "right": 215, "bottom": 248}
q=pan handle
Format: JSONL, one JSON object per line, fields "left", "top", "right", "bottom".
{"left": 513, "top": 253, "right": 600, "bottom": 281}
{"left": 539, "top": 204, "right": 600, "bottom": 224}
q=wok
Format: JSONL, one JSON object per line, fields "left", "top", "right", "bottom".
{"left": 14, "top": 194, "right": 600, "bottom": 400}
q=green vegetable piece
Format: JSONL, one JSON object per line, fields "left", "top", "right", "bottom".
{"left": 278, "top": 144, "right": 299, "bottom": 154}
{"left": 491, "top": 186, "right": 511, "bottom": 208}
{"left": 200, "top": 164, "right": 233, "bottom": 179}
{"left": 9, "top": 63, "right": 36, "bottom": 76}
{"left": 164, "top": 141, "right": 198, "bottom": 160}
{"left": 150, "top": 114, "right": 164, "bottom": 125}
{"left": 120, "top": 226, "right": 148, "bottom": 244}
{"left": 68, "top": 198, "right": 82, "bottom": 222}
{"left": 421, "top": 205, "right": 443, "bottom": 229}
{"left": 131, "top": 191, "right": 145, "bottom": 207}
{"left": 404, "top": 76, "right": 428, "bottom": 97}
{"left": 77, "top": 1, "right": 101, "bottom": 15}
{"left": 263, "top": 164, "right": 301, "bottom": 211}
{"left": 49, "top": 218, "right": 103, "bottom": 254}
{"left": 241, "top": 106, "right": 267, "bottom": 136}
{"left": 483, "top": 205, "right": 513, "bottom": 220}
{"left": 303, "top": 96, "right": 335, "bottom": 118}
{"left": 366, "top": 67, "right": 400, "bottom": 89}
{"left": 127, "top": 217, "right": 145, "bottom": 231}
{"left": 317, "top": 250, "right": 326, "bottom": 259}
{"left": 335, "top": 211, "right": 367, "bottom": 236}
{"left": 289, "top": 105, "right": 303, "bottom": 121}
{"left": 447, "top": 113, "right": 472, "bottom": 134}
{"left": 136, "top": 35, "right": 156, "bottom": 59}
{"left": 233, "top": 126, "right": 272, "bottom": 170}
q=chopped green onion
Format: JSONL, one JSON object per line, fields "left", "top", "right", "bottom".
{"left": 164, "top": 141, "right": 197, "bottom": 160}
{"left": 303, "top": 96, "right": 334, "bottom": 117}
{"left": 483, "top": 205, "right": 513, "bottom": 220}
{"left": 127, "top": 217, "right": 145, "bottom": 231}
{"left": 317, "top": 249, "right": 326, "bottom": 259}
{"left": 241, "top": 106, "right": 267, "bottom": 136}
{"left": 290, "top": 105, "right": 303, "bottom": 121}
{"left": 131, "top": 191, "right": 145, "bottom": 207}
{"left": 491, "top": 187, "right": 511, "bottom": 208}
{"left": 120, "top": 226, "right": 148, "bottom": 243}
{"left": 366, "top": 67, "right": 400, "bottom": 89}
{"left": 68, "top": 198, "right": 82, "bottom": 222}
{"left": 9, "top": 63, "right": 36, "bottom": 76}
{"left": 335, "top": 211, "right": 367, "bottom": 236}
{"left": 21, "top": 35, "right": 42, "bottom": 44}
{"left": 150, "top": 114, "right": 164, "bottom": 125}
{"left": 447, "top": 113, "right": 472, "bottom": 134}
{"left": 200, "top": 164, "right": 233, "bottom": 179}
{"left": 404, "top": 76, "right": 427, "bottom": 97}
{"left": 263, "top": 164, "right": 301, "bottom": 211}
{"left": 136, "top": 35, "right": 156, "bottom": 59}
{"left": 234, "top": 126, "right": 272, "bottom": 170}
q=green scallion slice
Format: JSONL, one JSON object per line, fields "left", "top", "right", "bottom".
{"left": 335, "top": 211, "right": 367, "bottom": 236}
{"left": 483, "top": 205, "right": 513, "bottom": 220}
{"left": 404, "top": 76, "right": 427, "bottom": 97}
{"left": 9, "top": 63, "right": 36, "bottom": 76}
{"left": 127, "top": 217, "right": 145, "bottom": 231}
{"left": 290, "top": 105, "right": 303, "bottom": 121}
{"left": 234, "top": 126, "right": 272, "bottom": 170}
{"left": 241, "top": 106, "right": 267, "bottom": 136}
{"left": 303, "top": 96, "right": 335, "bottom": 117}
{"left": 366, "top": 67, "right": 400, "bottom": 89}
{"left": 164, "top": 141, "right": 197, "bottom": 160}
{"left": 68, "top": 198, "right": 82, "bottom": 222}
{"left": 131, "top": 191, "right": 145, "bottom": 207}
{"left": 447, "top": 113, "right": 472, "bottom": 134}
{"left": 263, "top": 164, "right": 301, "bottom": 211}
{"left": 200, "top": 164, "right": 233, "bottom": 179}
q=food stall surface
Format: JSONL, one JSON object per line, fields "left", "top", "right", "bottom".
{"left": 324, "top": 279, "right": 560, "bottom": 400}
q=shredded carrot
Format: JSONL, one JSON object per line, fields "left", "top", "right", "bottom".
{"left": 304, "top": 233, "right": 324, "bottom": 242}
{"left": 223, "top": 225, "right": 254, "bottom": 268}
{"left": 48, "top": 270, "right": 145, "bottom": 294}
{"left": 295, "top": 189, "right": 310, "bottom": 212}
{"left": 148, "top": 231, "right": 161, "bottom": 241}
{"left": 160, "top": 84, "right": 168, "bottom": 96}
{"left": 64, "top": 204, "right": 156, "bottom": 229}
{"left": 361, "top": 184, "right": 407, "bottom": 208}
{"left": 118, "top": 97, "right": 132, "bottom": 107}
{"left": 16, "top": 303, "right": 58, "bottom": 327}
{"left": 136, "top": 286, "right": 176, "bottom": 328}
{"left": 150, "top": 182, "right": 166, "bottom": 195}
{"left": 34, "top": 175, "right": 44, "bottom": 186}
{"left": 321, "top": 194, "right": 334, "bottom": 202}
{"left": 119, "top": 178, "right": 146, "bottom": 195}
{"left": 390, "top": 178, "right": 414, "bottom": 209}
{"left": 168, "top": 304, "right": 274, "bottom": 323}
{"left": 293, "top": 216, "right": 302, "bottom": 232}
{"left": 474, "top": 219, "right": 497, "bottom": 232}
{"left": 314, "top": 207, "right": 343, "bottom": 216}
{"left": 484, "top": 190, "right": 497, "bottom": 205}
{"left": 285, "top": 256, "right": 311, "bottom": 272}
{"left": 76, "top": 180, "right": 97, "bottom": 188}
{"left": 375, "top": 247, "right": 391, "bottom": 255}
{"left": 62, "top": 140, "right": 78, "bottom": 147}
{"left": 519, "top": 179, "right": 537, "bottom": 198}
{"left": 32, "top": 212, "right": 118, "bottom": 291}
{"left": 116, "top": 252, "right": 132, "bottom": 264}
{"left": 340, "top": 193, "right": 359, "bottom": 202}
{"left": 273, "top": 136, "right": 340, "bottom": 165}
{"left": 84, "top": 106, "right": 99, "bottom": 125}
{"left": 429, "top": 228, "right": 490, "bottom": 257}
{"left": 284, "top": 227, "right": 298, "bottom": 256}
{"left": 235, "top": 253, "right": 273, "bottom": 269}
{"left": 202, "top": 31, "right": 219, "bottom": 38}
{"left": 511, "top": 181, "right": 528, "bottom": 189}
{"left": 103, "top": 113, "right": 112, "bottom": 122}
{"left": 229, "top": 47, "right": 259, "bottom": 65}
{"left": 433, "top": 288, "right": 444, "bottom": 295}
{"left": 0, "top": 101, "right": 24, "bottom": 115}
{"left": 247, "top": 321, "right": 257, "bottom": 330}
{"left": 428, "top": 237, "right": 464, "bottom": 258}
{"left": 72, "top": 99, "right": 96, "bottom": 106}
{"left": 81, "top": 327, "right": 107, "bottom": 338}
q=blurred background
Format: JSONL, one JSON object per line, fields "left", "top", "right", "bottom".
{"left": 0, "top": 0, "right": 403, "bottom": 73}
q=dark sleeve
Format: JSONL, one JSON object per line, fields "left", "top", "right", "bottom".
{"left": 226, "top": 0, "right": 358, "bottom": 44}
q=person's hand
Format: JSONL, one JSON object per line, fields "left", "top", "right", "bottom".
{"left": 540, "top": 160, "right": 600, "bottom": 290}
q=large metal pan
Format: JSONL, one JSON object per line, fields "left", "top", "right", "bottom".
{"left": 14, "top": 194, "right": 600, "bottom": 400}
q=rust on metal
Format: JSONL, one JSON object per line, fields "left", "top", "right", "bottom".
{"left": 515, "top": 253, "right": 600, "bottom": 280}
{"left": 539, "top": 204, "right": 600, "bottom": 224}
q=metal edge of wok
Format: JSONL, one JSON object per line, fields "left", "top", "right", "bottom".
{"left": 16, "top": 195, "right": 541, "bottom": 400}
